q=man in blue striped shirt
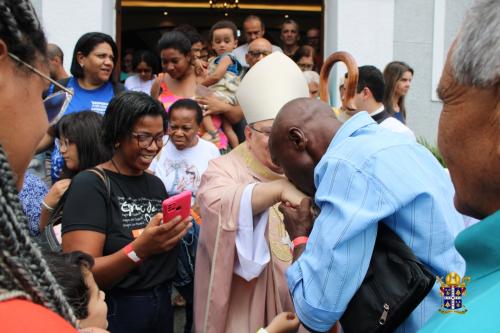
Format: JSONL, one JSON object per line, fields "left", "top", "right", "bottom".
{"left": 268, "top": 98, "right": 465, "bottom": 332}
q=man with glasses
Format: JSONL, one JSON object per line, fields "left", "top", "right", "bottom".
{"left": 232, "top": 15, "right": 282, "bottom": 68}
{"left": 193, "top": 53, "right": 309, "bottom": 333}
{"left": 245, "top": 38, "right": 273, "bottom": 68}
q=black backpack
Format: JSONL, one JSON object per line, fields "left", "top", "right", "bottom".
{"left": 339, "top": 223, "right": 436, "bottom": 333}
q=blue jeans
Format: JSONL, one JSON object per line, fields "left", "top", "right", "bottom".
{"left": 106, "top": 283, "right": 173, "bottom": 333}
{"left": 173, "top": 221, "right": 199, "bottom": 333}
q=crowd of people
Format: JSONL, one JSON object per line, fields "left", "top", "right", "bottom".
{"left": 0, "top": 0, "right": 498, "bottom": 332}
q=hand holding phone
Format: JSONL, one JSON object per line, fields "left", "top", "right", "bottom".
{"left": 162, "top": 191, "right": 192, "bottom": 223}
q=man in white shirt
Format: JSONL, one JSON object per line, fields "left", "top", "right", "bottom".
{"left": 232, "top": 15, "right": 282, "bottom": 67}
{"left": 349, "top": 65, "right": 415, "bottom": 139}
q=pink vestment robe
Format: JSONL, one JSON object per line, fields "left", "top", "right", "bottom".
{"left": 194, "top": 143, "right": 303, "bottom": 333}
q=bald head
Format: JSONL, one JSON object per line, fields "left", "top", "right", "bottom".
{"left": 269, "top": 98, "right": 341, "bottom": 195}
{"left": 246, "top": 38, "right": 273, "bottom": 68}
{"left": 47, "top": 43, "right": 68, "bottom": 80}
{"left": 47, "top": 43, "right": 64, "bottom": 62}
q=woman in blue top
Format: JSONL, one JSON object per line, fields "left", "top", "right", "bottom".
{"left": 383, "top": 61, "right": 414, "bottom": 124}
{"left": 63, "top": 32, "right": 122, "bottom": 115}
{"left": 41, "top": 32, "right": 124, "bottom": 182}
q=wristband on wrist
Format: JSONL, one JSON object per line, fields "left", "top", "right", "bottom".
{"left": 41, "top": 200, "right": 54, "bottom": 212}
{"left": 123, "top": 244, "right": 142, "bottom": 264}
{"left": 292, "top": 236, "right": 308, "bottom": 248}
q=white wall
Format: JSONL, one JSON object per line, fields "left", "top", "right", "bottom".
{"left": 393, "top": 0, "right": 473, "bottom": 142}
{"left": 324, "top": 0, "right": 395, "bottom": 105}
{"left": 33, "top": 0, "right": 116, "bottom": 72}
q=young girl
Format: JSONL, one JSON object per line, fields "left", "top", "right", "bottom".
{"left": 39, "top": 111, "right": 110, "bottom": 233}
{"left": 124, "top": 50, "right": 159, "bottom": 94}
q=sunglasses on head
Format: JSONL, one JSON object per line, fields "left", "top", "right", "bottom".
{"left": 8, "top": 52, "right": 73, "bottom": 125}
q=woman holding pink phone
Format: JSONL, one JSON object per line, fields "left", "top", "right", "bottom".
{"left": 61, "top": 91, "right": 191, "bottom": 333}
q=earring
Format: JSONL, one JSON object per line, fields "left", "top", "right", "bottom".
{"left": 114, "top": 142, "right": 120, "bottom": 149}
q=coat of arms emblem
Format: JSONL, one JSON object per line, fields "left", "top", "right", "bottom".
{"left": 437, "top": 272, "right": 470, "bottom": 314}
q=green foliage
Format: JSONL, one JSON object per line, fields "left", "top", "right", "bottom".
{"left": 417, "top": 137, "right": 447, "bottom": 168}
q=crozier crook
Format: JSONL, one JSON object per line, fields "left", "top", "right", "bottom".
{"left": 319, "top": 51, "right": 359, "bottom": 111}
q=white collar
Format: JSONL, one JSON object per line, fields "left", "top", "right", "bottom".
{"left": 369, "top": 104, "right": 385, "bottom": 116}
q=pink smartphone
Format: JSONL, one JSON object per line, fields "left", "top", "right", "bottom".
{"left": 162, "top": 191, "right": 192, "bottom": 223}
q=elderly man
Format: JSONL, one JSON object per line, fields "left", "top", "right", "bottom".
{"left": 245, "top": 37, "right": 273, "bottom": 68}
{"left": 268, "top": 98, "right": 465, "bottom": 332}
{"left": 193, "top": 53, "right": 309, "bottom": 333}
{"left": 419, "top": 0, "right": 499, "bottom": 331}
{"left": 233, "top": 15, "right": 282, "bottom": 67}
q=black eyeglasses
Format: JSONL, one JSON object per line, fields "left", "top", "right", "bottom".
{"left": 249, "top": 124, "right": 272, "bottom": 136}
{"left": 247, "top": 50, "right": 272, "bottom": 58}
{"left": 8, "top": 52, "right": 73, "bottom": 125}
{"left": 131, "top": 132, "right": 165, "bottom": 149}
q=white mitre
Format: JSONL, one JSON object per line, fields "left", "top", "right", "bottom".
{"left": 236, "top": 52, "right": 309, "bottom": 124}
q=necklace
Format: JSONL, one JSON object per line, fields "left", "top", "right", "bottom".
{"left": 110, "top": 158, "right": 122, "bottom": 175}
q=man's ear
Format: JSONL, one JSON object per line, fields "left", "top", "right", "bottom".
{"left": 364, "top": 87, "right": 373, "bottom": 99}
{"left": 288, "top": 127, "right": 307, "bottom": 151}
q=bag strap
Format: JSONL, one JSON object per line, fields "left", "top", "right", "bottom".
{"left": 87, "top": 167, "right": 113, "bottom": 233}
{"left": 88, "top": 167, "right": 111, "bottom": 199}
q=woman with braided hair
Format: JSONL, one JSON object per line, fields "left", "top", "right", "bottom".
{"left": 0, "top": 0, "right": 103, "bottom": 332}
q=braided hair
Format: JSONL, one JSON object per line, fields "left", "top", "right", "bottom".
{"left": 0, "top": 0, "right": 77, "bottom": 325}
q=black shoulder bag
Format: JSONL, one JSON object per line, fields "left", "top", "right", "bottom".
{"left": 339, "top": 223, "right": 435, "bottom": 333}
{"left": 37, "top": 168, "right": 111, "bottom": 253}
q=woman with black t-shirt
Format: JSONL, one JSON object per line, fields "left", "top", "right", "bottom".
{"left": 61, "top": 91, "right": 191, "bottom": 333}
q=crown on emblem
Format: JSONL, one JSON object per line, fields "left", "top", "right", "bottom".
{"left": 437, "top": 272, "right": 470, "bottom": 314}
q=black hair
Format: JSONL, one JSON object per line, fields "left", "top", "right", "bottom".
{"left": 0, "top": 0, "right": 77, "bottom": 324}
{"left": 132, "top": 49, "right": 160, "bottom": 74}
{"left": 168, "top": 98, "right": 203, "bottom": 125}
{"left": 209, "top": 20, "right": 238, "bottom": 42}
{"left": 70, "top": 32, "right": 118, "bottom": 79}
{"left": 102, "top": 91, "right": 167, "bottom": 150}
{"left": 345, "top": 65, "right": 385, "bottom": 102}
{"left": 292, "top": 45, "right": 315, "bottom": 63}
{"left": 157, "top": 30, "right": 191, "bottom": 55}
{"left": 54, "top": 111, "right": 111, "bottom": 179}
{"left": 0, "top": 0, "right": 47, "bottom": 66}
{"left": 174, "top": 24, "right": 203, "bottom": 45}
{"left": 44, "top": 251, "right": 95, "bottom": 320}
